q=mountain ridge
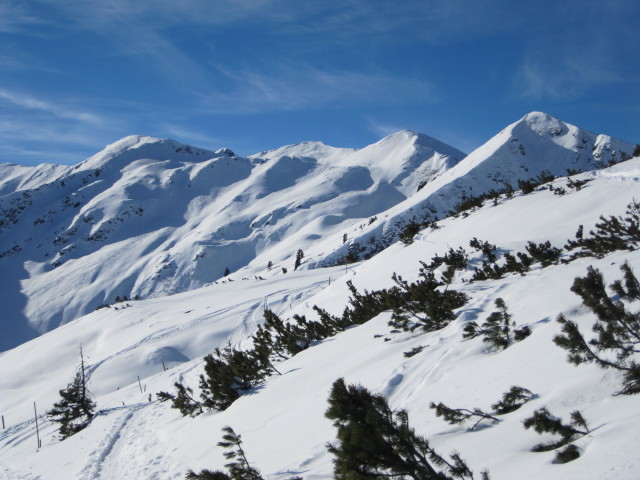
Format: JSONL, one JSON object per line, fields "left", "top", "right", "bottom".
{"left": 0, "top": 112, "right": 635, "bottom": 351}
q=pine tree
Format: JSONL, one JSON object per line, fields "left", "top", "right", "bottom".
{"left": 47, "top": 348, "right": 96, "bottom": 439}
{"left": 430, "top": 402, "right": 499, "bottom": 431}
{"left": 157, "top": 382, "right": 203, "bottom": 416}
{"left": 399, "top": 221, "right": 421, "bottom": 245}
{"left": 325, "top": 378, "right": 489, "bottom": 480}
{"left": 185, "top": 426, "right": 302, "bottom": 480}
{"left": 294, "top": 249, "right": 304, "bottom": 270}
{"left": 217, "top": 426, "right": 264, "bottom": 480}
{"left": 388, "top": 267, "right": 468, "bottom": 333}
{"left": 553, "top": 262, "right": 640, "bottom": 395}
{"left": 430, "top": 386, "right": 533, "bottom": 430}
{"left": 463, "top": 298, "right": 529, "bottom": 350}
{"left": 490, "top": 386, "right": 534, "bottom": 415}
{"left": 523, "top": 407, "right": 589, "bottom": 461}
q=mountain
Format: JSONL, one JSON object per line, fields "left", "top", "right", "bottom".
{"left": 0, "top": 148, "right": 639, "bottom": 479}
{"left": 0, "top": 131, "right": 465, "bottom": 350}
{"left": 318, "top": 112, "right": 636, "bottom": 265}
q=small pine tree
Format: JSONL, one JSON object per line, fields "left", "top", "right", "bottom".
{"left": 429, "top": 402, "right": 499, "bottom": 431}
{"left": 388, "top": 268, "right": 468, "bottom": 332}
{"left": 325, "top": 378, "right": 489, "bottom": 480}
{"left": 185, "top": 426, "right": 302, "bottom": 480}
{"left": 463, "top": 298, "right": 529, "bottom": 350}
{"left": 553, "top": 263, "right": 640, "bottom": 395}
{"left": 491, "top": 386, "right": 534, "bottom": 415}
{"left": 431, "top": 386, "right": 533, "bottom": 431}
{"left": 47, "top": 348, "right": 96, "bottom": 439}
{"left": 294, "top": 249, "right": 304, "bottom": 270}
{"left": 157, "top": 382, "right": 203, "bottom": 416}
{"left": 525, "top": 241, "right": 562, "bottom": 267}
{"left": 469, "top": 238, "right": 497, "bottom": 263}
{"left": 217, "top": 426, "right": 264, "bottom": 480}
{"left": 523, "top": 407, "right": 589, "bottom": 461}
{"left": 399, "top": 221, "right": 421, "bottom": 245}
{"left": 223, "top": 267, "right": 231, "bottom": 277}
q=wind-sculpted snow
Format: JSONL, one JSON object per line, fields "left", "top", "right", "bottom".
{"left": 0, "top": 113, "right": 635, "bottom": 351}
{"left": 1, "top": 157, "right": 639, "bottom": 479}
{"left": 0, "top": 130, "right": 463, "bottom": 349}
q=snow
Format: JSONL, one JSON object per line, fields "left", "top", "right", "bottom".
{"left": 1, "top": 113, "right": 639, "bottom": 479}
{"left": 0, "top": 129, "right": 464, "bottom": 350}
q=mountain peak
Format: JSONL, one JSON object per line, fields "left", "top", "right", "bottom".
{"left": 520, "top": 111, "right": 565, "bottom": 136}
{"left": 76, "top": 135, "right": 217, "bottom": 172}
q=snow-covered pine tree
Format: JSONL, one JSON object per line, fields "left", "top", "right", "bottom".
{"left": 47, "top": 347, "right": 96, "bottom": 439}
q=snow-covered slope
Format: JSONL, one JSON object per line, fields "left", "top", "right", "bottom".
{"left": 1, "top": 156, "right": 639, "bottom": 479}
{"left": 0, "top": 131, "right": 464, "bottom": 350}
{"left": 319, "top": 112, "right": 636, "bottom": 265}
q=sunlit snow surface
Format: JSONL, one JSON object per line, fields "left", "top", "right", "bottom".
{"left": 1, "top": 156, "right": 639, "bottom": 479}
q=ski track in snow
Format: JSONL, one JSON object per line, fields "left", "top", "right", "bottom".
{"left": 78, "top": 403, "right": 154, "bottom": 480}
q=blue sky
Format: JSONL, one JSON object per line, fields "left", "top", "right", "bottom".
{"left": 1, "top": 0, "right": 638, "bottom": 165}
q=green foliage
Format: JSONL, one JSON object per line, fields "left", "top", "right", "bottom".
{"left": 450, "top": 184, "right": 514, "bottom": 217}
{"left": 185, "top": 426, "right": 302, "bottom": 480}
{"left": 469, "top": 238, "right": 497, "bottom": 262}
{"left": 198, "top": 343, "right": 272, "bottom": 411}
{"left": 554, "top": 444, "right": 581, "bottom": 464}
{"left": 553, "top": 262, "right": 640, "bottom": 395}
{"left": 186, "top": 469, "right": 231, "bottom": 480}
{"left": 404, "top": 346, "right": 425, "bottom": 358}
{"left": 490, "top": 386, "right": 534, "bottom": 415}
{"left": 399, "top": 221, "right": 422, "bottom": 245}
{"left": 518, "top": 170, "right": 556, "bottom": 194}
{"left": 157, "top": 383, "right": 203, "bottom": 416}
{"left": 388, "top": 267, "right": 468, "bottom": 332}
{"left": 471, "top": 252, "right": 532, "bottom": 282}
{"left": 217, "top": 426, "right": 265, "bottom": 480}
{"left": 463, "top": 299, "right": 529, "bottom": 350}
{"left": 326, "top": 378, "right": 488, "bottom": 480}
{"left": 294, "top": 249, "right": 304, "bottom": 270}
{"left": 523, "top": 407, "right": 589, "bottom": 455}
{"left": 525, "top": 241, "right": 562, "bottom": 267}
{"left": 342, "top": 280, "right": 390, "bottom": 326}
{"left": 431, "top": 386, "right": 533, "bottom": 431}
{"left": 47, "top": 351, "right": 96, "bottom": 439}
{"left": 430, "top": 402, "right": 499, "bottom": 431}
{"left": 564, "top": 200, "right": 640, "bottom": 259}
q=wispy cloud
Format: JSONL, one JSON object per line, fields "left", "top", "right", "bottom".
{"left": 511, "top": 0, "right": 638, "bottom": 100}
{"left": 201, "top": 63, "right": 439, "bottom": 114}
{"left": 0, "top": 89, "right": 103, "bottom": 124}
{"left": 515, "top": 55, "right": 620, "bottom": 100}
{"left": 365, "top": 118, "right": 408, "bottom": 138}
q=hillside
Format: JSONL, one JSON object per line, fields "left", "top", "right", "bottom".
{"left": 0, "top": 132, "right": 464, "bottom": 350}
{"left": 0, "top": 113, "right": 634, "bottom": 352}
{"left": 1, "top": 148, "right": 639, "bottom": 479}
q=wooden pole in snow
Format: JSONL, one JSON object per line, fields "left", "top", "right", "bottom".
{"left": 137, "top": 376, "right": 143, "bottom": 394}
{"left": 33, "top": 402, "right": 41, "bottom": 449}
